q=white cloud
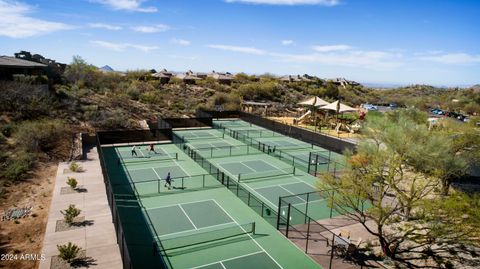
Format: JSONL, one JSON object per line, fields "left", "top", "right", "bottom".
{"left": 88, "top": 23, "right": 122, "bottom": 30}
{"left": 131, "top": 24, "right": 170, "bottom": 33}
{"left": 90, "top": 40, "right": 159, "bottom": 52}
{"left": 207, "top": 44, "right": 266, "bottom": 55}
{"left": 312, "top": 44, "right": 351, "bottom": 52}
{"left": 0, "top": 0, "right": 71, "bottom": 38}
{"left": 281, "top": 40, "right": 294, "bottom": 46}
{"left": 171, "top": 38, "right": 191, "bottom": 46}
{"left": 90, "top": 0, "right": 157, "bottom": 12}
{"left": 272, "top": 49, "right": 403, "bottom": 70}
{"left": 225, "top": 0, "right": 339, "bottom": 5}
{"left": 419, "top": 53, "right": 480, "bottom": 65}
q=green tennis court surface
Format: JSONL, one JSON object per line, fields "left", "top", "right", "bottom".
{"left": 174, "top": 126, "right": 343, "bottom": 222}
{"left": 102, "top": 141, "right": 322, "bottom": 269}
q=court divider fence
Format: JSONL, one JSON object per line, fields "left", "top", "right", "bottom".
{"left": 97, "top": 135, "right": 173, "bottom": 269}
{"left": 174, "top": 140, "right": 280, "bottom": 227}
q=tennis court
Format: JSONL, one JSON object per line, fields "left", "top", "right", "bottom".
{"left": 173, "top": 125, "right": 343, "bottom": 223}
{"left": 214, "top": 119, "right": 347, "bottom": 172}
{"left": 102, "top": 141, "right": 322, "bottom": 269}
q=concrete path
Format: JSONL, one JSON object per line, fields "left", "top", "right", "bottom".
{"left": 39, "top": 146, "right": 122, "bottom": 269}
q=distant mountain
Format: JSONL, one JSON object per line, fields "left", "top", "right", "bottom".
{"left": 99, "top": 65, "right": 114, "bottom": 72}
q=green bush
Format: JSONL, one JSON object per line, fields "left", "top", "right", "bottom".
{"left": 1, "top": 123, "right": 14, "bottom": 137}
{"left": 69, "top": 162, "right": 82, "bottom": 172}
{"left": 66, "top": 177, "right": 78, "bottom": 189}
{"left": 14, "top": 119, "right": 67, "bottom": 153}
{"left": 60, "top": 204, "right": 81, "bottom": 225}
{"left": 1, "top": 151, "right": 34, "bottom": 182}
{"left": 57, "top": 242, "right": 82, "bottom": 263}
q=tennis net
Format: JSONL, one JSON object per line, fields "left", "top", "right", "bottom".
{"left": 234, "top": 129, "right": 281, "bottom": 138}
{"left": 159, "top": 222, "right": 255, "bottom": 250}
{"left": 118, "top": 153, "right": 178, "bottom": 165}
{"left": 182, "top": 133, "right": 224, "bottom": 142}
{"left": 213, "top": 121, "right": 251, "bottom": 129}
{"left": 193, "top": 144, "right": 262, "bottom": 158}
{"left": 238, "top": 167, "right": 296, "bottom": 182}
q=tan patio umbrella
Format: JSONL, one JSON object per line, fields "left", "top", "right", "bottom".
{"left": 298, "top": 97, "right": 329, "bottom": 131}
{"left": 297, "top": 96, "right": 329, "bottom": 107}
{"left": 320, "top": 100, "right": 357, "bottom": 113}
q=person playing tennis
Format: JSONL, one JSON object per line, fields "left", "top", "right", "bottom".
{"left": 148, "top": 144, "right": 157, "bottom": 154}
{"left": 131, "top": 145, "right": 138, "bottom": 157}
{"left": 164, "top": 172, "right": 173, "bottom": 190}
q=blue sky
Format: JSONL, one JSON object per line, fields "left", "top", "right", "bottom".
{"left": 1, "top": 0, "right": 479, "bottom": 86}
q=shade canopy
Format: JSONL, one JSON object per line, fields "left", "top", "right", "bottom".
{"left": 298, "top": 96, "right": 329, "bottom": 107}
{"left": 320, "top": 100, "right": 357, "bottom": 113}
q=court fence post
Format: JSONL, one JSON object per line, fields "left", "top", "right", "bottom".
{"left": 261, "top": 202, "right": 264, "bottom": 217}
{"left": 158, "top": 178, "right": 160, "bottom": 193}
{"left": 247, "top": 192, "right": 251, "bottom": 206}
{"left": 305, "top": 217, "right": 311, "bottom": 253}
{"left": 305, "top": 193, "right": 310, "bottom": 224}
{"left": 286, "top": 203, "right": 291, "bottom": 238}
{"left": 276, "top": 197, "right": 282, "bottom": 230}
{"left": 330, "top": 190, "right": 335, "bottom": 218}
{"left": 329, "top": 233, "right": 335, "bottom": 269}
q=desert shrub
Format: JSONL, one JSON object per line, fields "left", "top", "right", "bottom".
{"left": 139, "top": 91, "right": 163, "bottom": 104}
{"left": 93, "top": 109, "right": 137, "bottom": 129}
{"left": 60, "top": 204, "right": 81, "bottom": 225}
{"left": 14, "top": 119, "right": 68, "bottom": 153}
{"left": 1, "top": 151, "right": 34, "bottom": 182}
{"left": 0, "top": 81, "right": 56, "bottom": 118}
{"left": 237, "top": 81, "right": 282, "bottom": 101}
{"left": 66, "top": 177, "right": 78, "bottom": 189}
{"left": 57, "top": 242, "right": 82, "bottom": 263}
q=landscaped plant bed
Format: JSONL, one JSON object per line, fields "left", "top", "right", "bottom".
{"left": 60, "top": 186, "right": 87, "bottom": 195}
{"left": 50, "top": 250, "right": 86, "bottom": 269}
{"left": 55, "top": 216, "right": 86, "bottom": 232}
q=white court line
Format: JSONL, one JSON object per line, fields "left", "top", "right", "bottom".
{"left": 156, "top": 221, "right": 236, "bottom": 239}
{"left": 277, "top": 185, "right": 307, "bottom": 203}
{"left": 147, "top": 199, "right": 216, "bottom": 211}
{"left": 156, "top": 146, "right": 192, "bottom": 177}
{"left": 178, "top": 204, "right": 198, "bottom": 230}
{"left": 259, "top": 157, "right": 317, "bottom": 189}
{"left": 152, "top": 167, "right": 162, "bottom": 180}
{"left": 211, "top": 200, "right": 285, "bottom": 269}
{"left": 218, "top": 162, "right": 255, "bottom": 174}
{"left": 191, "top": 251, "right": 265, "bottom": 269}
{"left": 173, "top": 158, "right": 191, "bottom": 177}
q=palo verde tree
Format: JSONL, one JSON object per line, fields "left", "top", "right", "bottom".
{"left": 319, "top": 109, "right": 480, "bottom": 268}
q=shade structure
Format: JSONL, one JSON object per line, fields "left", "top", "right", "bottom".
{"left": 298, "top": 96, "right": 329, "bottom": 107}
{"left": 320, "top": 100, "right": 357, "bottom": 113}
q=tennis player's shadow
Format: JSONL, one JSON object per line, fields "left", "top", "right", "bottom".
{"left": 166, "top": 233, "right": 268, "bottom": 257}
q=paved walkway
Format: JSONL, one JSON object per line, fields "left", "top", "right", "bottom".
{"left": 39, "top": 146, "right": 122, "bottom": 269}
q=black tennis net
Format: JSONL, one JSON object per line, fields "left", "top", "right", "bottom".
{"left": 159, "top": 222, "right": 256, "bottom": 251}
{"left": 238, "top": 167, "right": 296, "bottom": 182}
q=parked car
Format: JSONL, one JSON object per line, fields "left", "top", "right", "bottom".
{"left": 363, "top": 104, "right": 378, "bottom": 111}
